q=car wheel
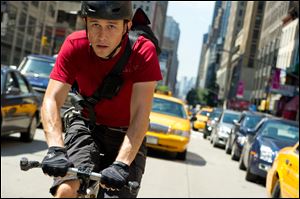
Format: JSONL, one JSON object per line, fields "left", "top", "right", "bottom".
{"left": 203, "top": 132, "right": 207, "bottom": 139}
{"left": 245, "top": 163, "right": 257, "bottom": 182}
{"left": 20, "top": 116, "right": 37, "bottom": 142}
{"left": 212, "top": 135, "right": 218, "bottom": 147}
{"left": 271, "top": 180, "right": 281, "bottom": 198}
{"left": 225, "top": 140, "right": 231, "bottom": 154}
{"left": 231, "top": 143, "right": 239, "bottom": 161}
{"left": 176, "top": 149, "right": 187, "bottom": 160}
{"left": 238, "top": 150, "right": 246, "bottom": 170}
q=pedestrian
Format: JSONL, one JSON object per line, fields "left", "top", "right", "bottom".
{"left": 40, "top": 1, "right": 162, "bottom": 198}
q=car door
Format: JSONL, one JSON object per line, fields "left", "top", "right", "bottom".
{"left": 281, "top": 144, "right": 299, "bottom": 198}
{"left": 1, "top": 72, "right": 24, "bottom": 131}
{"left": 14, "top": 72, "right": 38, "bottom": 129}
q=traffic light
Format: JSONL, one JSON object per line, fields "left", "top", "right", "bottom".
{"left": 41, "top": 36, "right": 48, "bottom": 46}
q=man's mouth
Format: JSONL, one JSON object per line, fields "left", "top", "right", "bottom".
{"left": 96, "top": 44, "right": 109, "bottom": 49}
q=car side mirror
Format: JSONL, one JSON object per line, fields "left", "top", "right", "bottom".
{"left": 6, "top": 86, "right": 20, "bottom": 95}
{"left": 233, "top": 119, "right": 240, "bottom": 126}
{"left": 246, "top": 128, "right": 256, "bottom": 135}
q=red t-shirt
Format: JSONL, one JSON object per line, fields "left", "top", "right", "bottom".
{"left": 50, "top": 30, "right": 162, "bottom": 127}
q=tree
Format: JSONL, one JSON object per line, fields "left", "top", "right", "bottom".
{"left": 186, "top": 88, "right": 199, "bottom": 106}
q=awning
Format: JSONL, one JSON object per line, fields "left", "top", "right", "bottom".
{"left": 284, "top": 96, "right": 299, "bottom": 111}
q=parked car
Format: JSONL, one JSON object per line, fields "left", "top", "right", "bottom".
{"left": 18, "top": 54, "right": 72, "bottom": 117}
{"left": 239, "top": 117, "right": 299, "bottom": 182}
{"left": 210, "top": 109, "right": 241, "bottom": 148}
{"left": 203, "top": 107, "right": 223, "bottom": 139}
{"left": 192, "top": 107, "right": 213, "bottom": 132}
{"left": 266, "top": 142, "right": 299, "bottom": 198}
{"left": 1, "top": 66, "right": 42, "bottom": 142}
{"left": 146, "top": 92, "right": 191, "bottom": 160}
{"left": 225, "top": 111, "right": 270, "bottom": 160}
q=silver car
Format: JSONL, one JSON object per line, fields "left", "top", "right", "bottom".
{"left": 210, "top": 109, "right": 241, "bottom": 148}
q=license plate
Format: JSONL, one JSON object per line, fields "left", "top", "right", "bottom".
{"left": 146, "top": 136, "right": 158, "bottom": 144}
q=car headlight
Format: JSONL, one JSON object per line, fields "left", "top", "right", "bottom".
{"left": 172, "top": 129, "right": 190, "bottom": 138}
{"left": 237, "top": 136, "right": 246, "bottom": 145}
{"left": 260, "top": 145, "right": 276, "bottom": 163}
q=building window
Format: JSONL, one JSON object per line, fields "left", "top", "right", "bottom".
{"left": 48, "top": 4, "right": 55, "bottom": 18}
{"left": 18, "top": 12, "right": 27, "bottom": 32}
{"left": 31, "top": 1, "right": 39, "bottom": 7}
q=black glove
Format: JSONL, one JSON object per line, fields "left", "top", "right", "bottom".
{"left": 100, "top": 161, "right": 130, "bottom": 189}
{"left": 41, "top": 146, "right": 73, "bottom": 177}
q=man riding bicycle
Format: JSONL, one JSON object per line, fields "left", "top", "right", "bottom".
{"left": 40, "top": 1, "right": 162, "bottom": 197}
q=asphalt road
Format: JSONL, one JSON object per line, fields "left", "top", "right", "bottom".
{"left": 1, "top": 128, "right": 268, "bottom": 198}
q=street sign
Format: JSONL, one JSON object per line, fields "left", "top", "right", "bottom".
{"left": 270, "top": 84, "right": 296, "bottom": 97}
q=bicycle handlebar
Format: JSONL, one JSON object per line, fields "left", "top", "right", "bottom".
{"left": 20, "top": 157, "right": 140, "bottom": 194}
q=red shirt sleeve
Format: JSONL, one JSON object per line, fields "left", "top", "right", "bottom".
{"left": 50, "top": 36, "right": 79, "bottom": 85}
{"left": 131, "top": 36, "right": 163, "bottom": 83}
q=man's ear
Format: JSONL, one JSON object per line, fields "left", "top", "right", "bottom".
{"left": 127, "top": 21, "right": 132, "bottom": 30}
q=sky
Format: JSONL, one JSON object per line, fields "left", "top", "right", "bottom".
{"left": 166, "top": 1, "right": 216, "bottom": 81}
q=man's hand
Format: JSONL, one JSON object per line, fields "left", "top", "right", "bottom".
{"left": 100, "top": 161, "right": 130, "bottom": 190}
{"left": 41, "top": 146, "right": 73, "bottom": 177}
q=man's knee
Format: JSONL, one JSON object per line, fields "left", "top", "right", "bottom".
{"left": 55, "top": 180, "right": 80, "bottom": 198}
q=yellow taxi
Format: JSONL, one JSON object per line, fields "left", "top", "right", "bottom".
{"left": 266, "top": 142, "right": 299, "bottom": 198}
{"left": 146, "top": 92, "right": 191, "bottom": 160}
{"left": 192, "top": 107, "right": 213, "bottom": 131}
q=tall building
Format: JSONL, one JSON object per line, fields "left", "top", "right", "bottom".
{"left": 228, "top": 2, "right": 265, "bottom": 102}
{"left": 216, "top": 1, "right": 247, "bottom": 106}
{"left": 252, "top": 1, "right": 296, "bottom": 112}
{"left": 1, "top": 1, "right": 59, "bottom": 66}
{"left": 196, "top": 1, "right": 231, "bottom": 106}
{"left": 195, "top": 33, "right": 208, "bottom": 88}
{"left": 162, "top": 16, "right": 180, "bottom": 93}
{"left": 1, "top": 1, "right": 81, "bottom": 66}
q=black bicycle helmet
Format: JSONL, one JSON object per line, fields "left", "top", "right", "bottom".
{"left": 80, "top": 1, "right": 133, "bottom": 20}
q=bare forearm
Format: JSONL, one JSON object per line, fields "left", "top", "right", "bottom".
{"left": 115, "top": 112, "right": 149, "bottom": 165}
{"left": 41, "top": 98, "right": 64, "bottom": 147}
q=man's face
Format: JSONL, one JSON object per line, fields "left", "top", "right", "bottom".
{"left": 86, "top": 17, "right": 126, "bottom": 59}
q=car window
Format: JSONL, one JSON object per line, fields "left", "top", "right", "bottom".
{"left": 5, "top": 72, "right": 19, "bottom": 90}
{"left": 200, "top": 111, "right": 210, "bottom": 116}
{"left": 242, "top": 115, "right": 263, "bottom": 129}
{"left": 152, "top": 97, "right": 187, "bottom": 119}
{"left": 222, "top": 113, "right": 240, "bottom": 124}
{"left": 20, "top": 58, "right": 54, "bottom": 78}
{"left": 209, "top": 110, "right": 222, "bottom": 119}
{"left": 15, "top": 72, "right": 30, "bottom": 94}
{"left": 261, "top": 122, "right": 299, "bottom": 142}
{"left": 1, "top": 71, "right": 4, "bottom": 93}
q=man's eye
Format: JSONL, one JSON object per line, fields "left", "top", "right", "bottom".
{"left": 108, "top": 25, "right": 116, "bottom": 29}
{"left": 92, "top": 24, "right": 100, "bottom": 28}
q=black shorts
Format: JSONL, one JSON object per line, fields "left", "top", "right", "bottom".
{"left": 49, "top": 118, "right": 147, "bottom": 198}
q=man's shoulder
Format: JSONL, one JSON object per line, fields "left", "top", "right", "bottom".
{"left": 67, "top": 30, "right": 88, "bottom": 42}
{"left": 131, "top": 35, "right": 156, "bottom": 54}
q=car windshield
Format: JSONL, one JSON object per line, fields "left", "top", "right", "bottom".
{"left": 222, "top": 113, "right": 240, "bottom": 124}
{"left": 243, "top": 115, "right": 263, "bottom": 128}
{"left": 209, "top": 110, "right": 222, "bottom": 119}
{"left": 262, "top": 121, "right": 299, "bottom": 142}
{"left": 20, "top": 58, "right": 54, "bottom": 78}
{"left": 200, "top": 110, "right": 210, "bottom": 116}
{"left": 152, "top": 97, "right": 187, "bottom": 119}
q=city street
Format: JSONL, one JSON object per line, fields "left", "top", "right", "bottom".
{"left": 1, "top": 128, "right": 267, "bottom": 198}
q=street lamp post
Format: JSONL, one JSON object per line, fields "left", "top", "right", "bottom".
{"left": 218, "top": 45, "right": 240, "bottom": 109}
